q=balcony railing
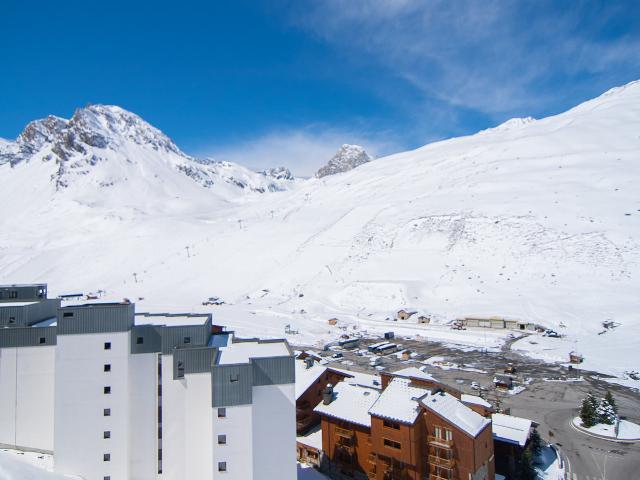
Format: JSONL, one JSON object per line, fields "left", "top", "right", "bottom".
{"left": 335, "top": 426, "right": 354, "bottom": 438}
{"left": 428, "top": 475, "right": 452, "bottom": 480}
{"left": 428, "top": 455, "right": 455, "bottom": 469}
{"left": 368, "top": 453, "right": 377, "bottom": 464}
{"left": 427, "top": 435, "right": 454, "bottom": 448}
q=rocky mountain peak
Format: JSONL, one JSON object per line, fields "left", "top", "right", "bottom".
{"left": 315, "top": 144, "right": 372, "bottom": 178}
{"left": 261, "top": 166, "right": 294, "bottom": 181}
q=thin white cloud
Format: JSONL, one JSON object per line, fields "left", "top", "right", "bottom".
{"left": 284, "top": 0, "right": 640, "bottom": 118}
{"left": 203, "top": 127, "right": 403, "bottom": 177}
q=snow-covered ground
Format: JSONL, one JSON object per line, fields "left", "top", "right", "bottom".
{"left": 572, "top": 417, "right": 640, "bottom": 440}
{"left": 0, "top": 449, "right": 77, "bottom": 480}
{"left": 1, "top": 81, "right": 640, "bottom": 385}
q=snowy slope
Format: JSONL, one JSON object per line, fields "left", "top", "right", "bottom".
{"left": 1, "top": 82, "right": 639, "bottom": 380}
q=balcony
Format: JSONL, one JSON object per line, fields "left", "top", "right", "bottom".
{"left": 427, "top": 435, "right": 454, "bottom": 448}
{"left": 428, "top": 455, "right": 455, "bottom": 469}
{"left": 428, "top": 475, "right": 452, "bottom": 480}
{"left": 335, "top": 426, "right": 354, "bottom": 438}
{"left": 368, "top": 453, "right": 377, "bottom": 464}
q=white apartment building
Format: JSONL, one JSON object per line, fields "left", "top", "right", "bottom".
{"left": 0, "top": 284, "right": 296, "bottom": 480}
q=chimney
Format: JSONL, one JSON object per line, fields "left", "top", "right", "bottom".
{"left": 304, "top": 357, "right": 314, "bottom": 369}
{"left": 323, "top": 383, "right": 334, "bottom": 405}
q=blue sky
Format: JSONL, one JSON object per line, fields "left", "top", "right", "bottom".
{"left": 1, "top": 0, "right": 639, "bottom": 175}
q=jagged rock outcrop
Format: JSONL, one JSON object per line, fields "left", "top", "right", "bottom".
{"left": 315, "top": 144, "right": 372, "bottom": 178}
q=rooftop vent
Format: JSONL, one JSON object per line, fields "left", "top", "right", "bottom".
{"left": 323, "top": 383, "right": 334, "bottom": 405}
{"left": 304, "top": 357, "right": 314, "bottom": 369}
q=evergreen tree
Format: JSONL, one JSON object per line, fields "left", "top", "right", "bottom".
{"left": 597, "top": 398, "right": 617, "bottom": 425}
{"left": 529, "top": 428, "right": 543, "bottom": 457}
{"left": 516, "top": 449, "right": 536, "bottom": 480}
{"left": 580, "top": 392, "right": 598, "bottom": 427}
{"left": 605, "top": 390, "right": 618, "bottom": 414}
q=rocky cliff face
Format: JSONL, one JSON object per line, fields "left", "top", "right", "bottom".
{"left": 315, "top": 144, "right": 373, "bottom": 178}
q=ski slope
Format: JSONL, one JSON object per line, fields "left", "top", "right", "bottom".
{"left": 1, "top": 82, "right": 639, "bottom": 381}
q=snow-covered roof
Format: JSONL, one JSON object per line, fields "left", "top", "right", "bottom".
{"left": 296, "top": 425, "right": 323, "bottom": 450}
{"left": 0, "top": 301, "right": 38, "bottom": 307}
{"left": 421, "top": 391, "right": 491, "bottom": 437}
{"left": 329, "top": 367, "right": 382, "bottom": 390}
{"left": 390, "top": 366, "right": 436, "bottom": 382}
{"left": 295, "top": 360, "right": 328, "bottom": 400}
{"left": 134, "top": 313, "right": 210, "bottom": 327}
{"left": 461, "top": 394, "right": 493, "bottom": 409}
{"left": 368, "top": 377, "right": 430, "bottom": 424}
{"left": 314, "top": 382, "right": 380, "bottom": 427}
{"left": 492, "top": 413, "right": 532, "bottom": 447}
{"left": 217, "top": 340, "right": 290, "bottom": 365}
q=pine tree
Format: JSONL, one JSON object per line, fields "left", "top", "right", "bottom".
{"left": 597, "top": 398, "right": 617, "bottom": 425}
{"left": 580, "top": 392, "right": 598, "bottom": 427}
{"left": 530, "top": 428, "right": 543, "bottom": 457}
{"left": 605, "top": 390, "right": 618, "bottom": 414}
{"left": 516, "top": 449, "right": 536, "bottom": 480}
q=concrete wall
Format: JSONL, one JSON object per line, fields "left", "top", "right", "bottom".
{"left": 213, "top": 403, "right": 254, "bottom": 479}
{"left": 252, "top": 383, "right": 296, "bottom": 480}
{"left": 0, "top": 346, "right": 55, "bottom": 451}
{"left": 54, "top": 331, "right": 131, "bottom": 480}
{"left": 184, "top": 373, "right": 214, "bottom": 480}
{"left": 160, "top": 354, "right": 186, "bottom": 480}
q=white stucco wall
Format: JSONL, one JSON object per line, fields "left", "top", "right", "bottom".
{"left": 128, "top": 352, "right": 158, "bottom": 480}
{"left": 212, "top": 403, "right": 253, "bottom": 480}
{"left": 15, "top": 346, "right": 55, "bottom": 451}
{"left": 252, "top": 383, "right": 296, "bottom": 480}
{"left": 0, "top": 348, "right": 17, "bottom": 447}
{"left": 54, "top": 331, "right": 131, "bottom": 480}
{"left": 159, "top": 354, "right": 185, "bottom": 480}
{"left": 184, "top": 373, "right": 214, "bottom": 480}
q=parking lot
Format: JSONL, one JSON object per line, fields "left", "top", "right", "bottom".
{"left": 294, "top": 332, "right": 640, "bottom": 479}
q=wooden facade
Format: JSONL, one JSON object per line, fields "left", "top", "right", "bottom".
{"left": 297, "top": 368, "right": 349, "bottom": 434}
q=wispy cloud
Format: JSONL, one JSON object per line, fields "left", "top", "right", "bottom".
{"left": 201, "top": 126, "right": 403, "bottom": 177}
{"left": 283, "top": 0, "right": 640, "bottom": 120}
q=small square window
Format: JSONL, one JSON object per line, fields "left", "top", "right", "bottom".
{"left": 104, "top": 364, "right": 111, "bottom": 372}
{"left": 104, "top": 476, "right": 111, "bottom": 480}
{"left": 230, "top": 374, "right": 239, "bottom": 383}
{"left": 183, "top": 336, "right": 191, "bottom": 344}
{"left": 136, "top": 337, "right": 144, "bottom": 345}
{"left": 8, "top": 317, "right": 15, "bottom": 324}
{"left": 103, "top": 408, "right": 111, "bottom": 417}
{"left": 217, "top": 408, "right": 226, "bottom": 418}
{"left": 104, "top": 342, "right": 111, "bottom": 350}
{"left": 218, "top": 461, "right": 227, "bottom": 472}
{"left": 103, "top": 453, "right": 111, "bottom": 462}
{"left": 104, "top": 386, "right": 111, "bottom": 394}
{"left": 104, "top": 431, "right": 111, "bottom": 439}
{"left": 218, "top": 434, "right": 227, "bottom": 445}
{"left": 39, "top": 337, "right": 46, "bottom": 344}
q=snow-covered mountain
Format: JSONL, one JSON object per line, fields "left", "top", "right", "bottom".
{"left": 1, "top": 82, "right": 639, "bottom": 381}
{"left": 315, "top": 144, "right": 373, "bottom": 178}
{"left": 0, "top": 105, "right": 296, "bottom": 211}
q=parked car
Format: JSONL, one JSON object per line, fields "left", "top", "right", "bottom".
{"left": 331, "top": 352, "right": 343, "bottom": 359}
{"left": 470, "top": 382, "right": 480, "bottom": 390}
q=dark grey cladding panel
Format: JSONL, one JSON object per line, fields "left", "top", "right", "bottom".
{"left": 160, "top": 324, "right": 211, "bottom": 354}
{"left": 57, "top": 303, "right": 135, "bottom": 335}
{"left": 0, "top": 299, "right": 61, "bottom": 328}
{"left": 173, "top": 347, "right": 217, "bottom": 379}
{"left": 211, "top": 364, "right": 253, "bottom": 407}
{"left": 0, "top": 326, "right": 57, "bottom": 348}
{"left": 0, "top": 284, "right": 47, "bottom": 302}
{"left": 252, "top": 356, "right": 295, "bottom": 386}
{"left": 130, "top": 325, "right": 162, "bottom": 354}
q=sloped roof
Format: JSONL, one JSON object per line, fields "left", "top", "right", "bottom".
{"left": 461, "top": 394, "right": 493, "bottom": 409}
{"left": 492, "top": 413, "right": 532, "bottom": 446}
{"left": 295, "top": 360, "right": 328, "bottom": 400}
{"left": 420, "top": 391, "right": 491, "bottom": 437}
{"left": 390, "top": 366, "right": 436, "bottom": 382}
{"left": 314, "top": 382, "right": 380, "bottom": 427}
{"left": 368, "top": 377, "right": 429, "bottom": 424}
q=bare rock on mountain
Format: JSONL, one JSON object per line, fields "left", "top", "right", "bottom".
{"left": 315, "top": 144, "right": 372, "bottom": 178}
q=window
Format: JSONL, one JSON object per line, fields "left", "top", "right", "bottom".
{"left": 218, "top": 434, "right": 227, "bottom": 445}
{"left": 218, "top": 408, "right": 226, "bottom": 418}
{"left": 104, "top": 477, "right": 111, "bottom": 480}
{"left": 103, "top": 431, "right": 111, "bottom": 439}
{"left": 218, "top": 461, "right": 227, "bottom": 472}
{"left": 103, "top": 453, "right": 111, "bottom": 462}
{"left": 104, "top": 386, "right": 111, "bottom": 394}
{"left": 383, "top": 420, "right": 400, "bottom": 430}
{"left": 136, "top": 336, "right": 144, "bottom": 345}
{"left": 177, "top": 361, "right": 185, "bottom": 378}
{"left": 383, "top": 438, "right": 401, "bottom": 450}
{"left": 9, "top": 291, "right": 17, "bottom": 299}
{"left": 183, "top": 336, "right": 191, "bottom": 344}
{"left": 63, "top": 311, "right": 74, "bottom": 318}
{"left": 229, "top": 373, "right": 239, "bottom": 383}
{"left": 104, "top": 364, "right": 111, "bottom": 372}
{"left": 39, "top": 337, "right": 46, "bottom": 344}
{"left": 103, "top": 408, "right": 111, "bottom": 416}
{"left": 434, "top": 426, "right": 442, "bottom": 438}
{"left": 8, "top": 317, "right": 15, "bottom": 324}
{"left": 445, "top": 429, "right": 453, "bottom": 441}
{"left": 104, "top": 342, "right": 111, "bottom": 350}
